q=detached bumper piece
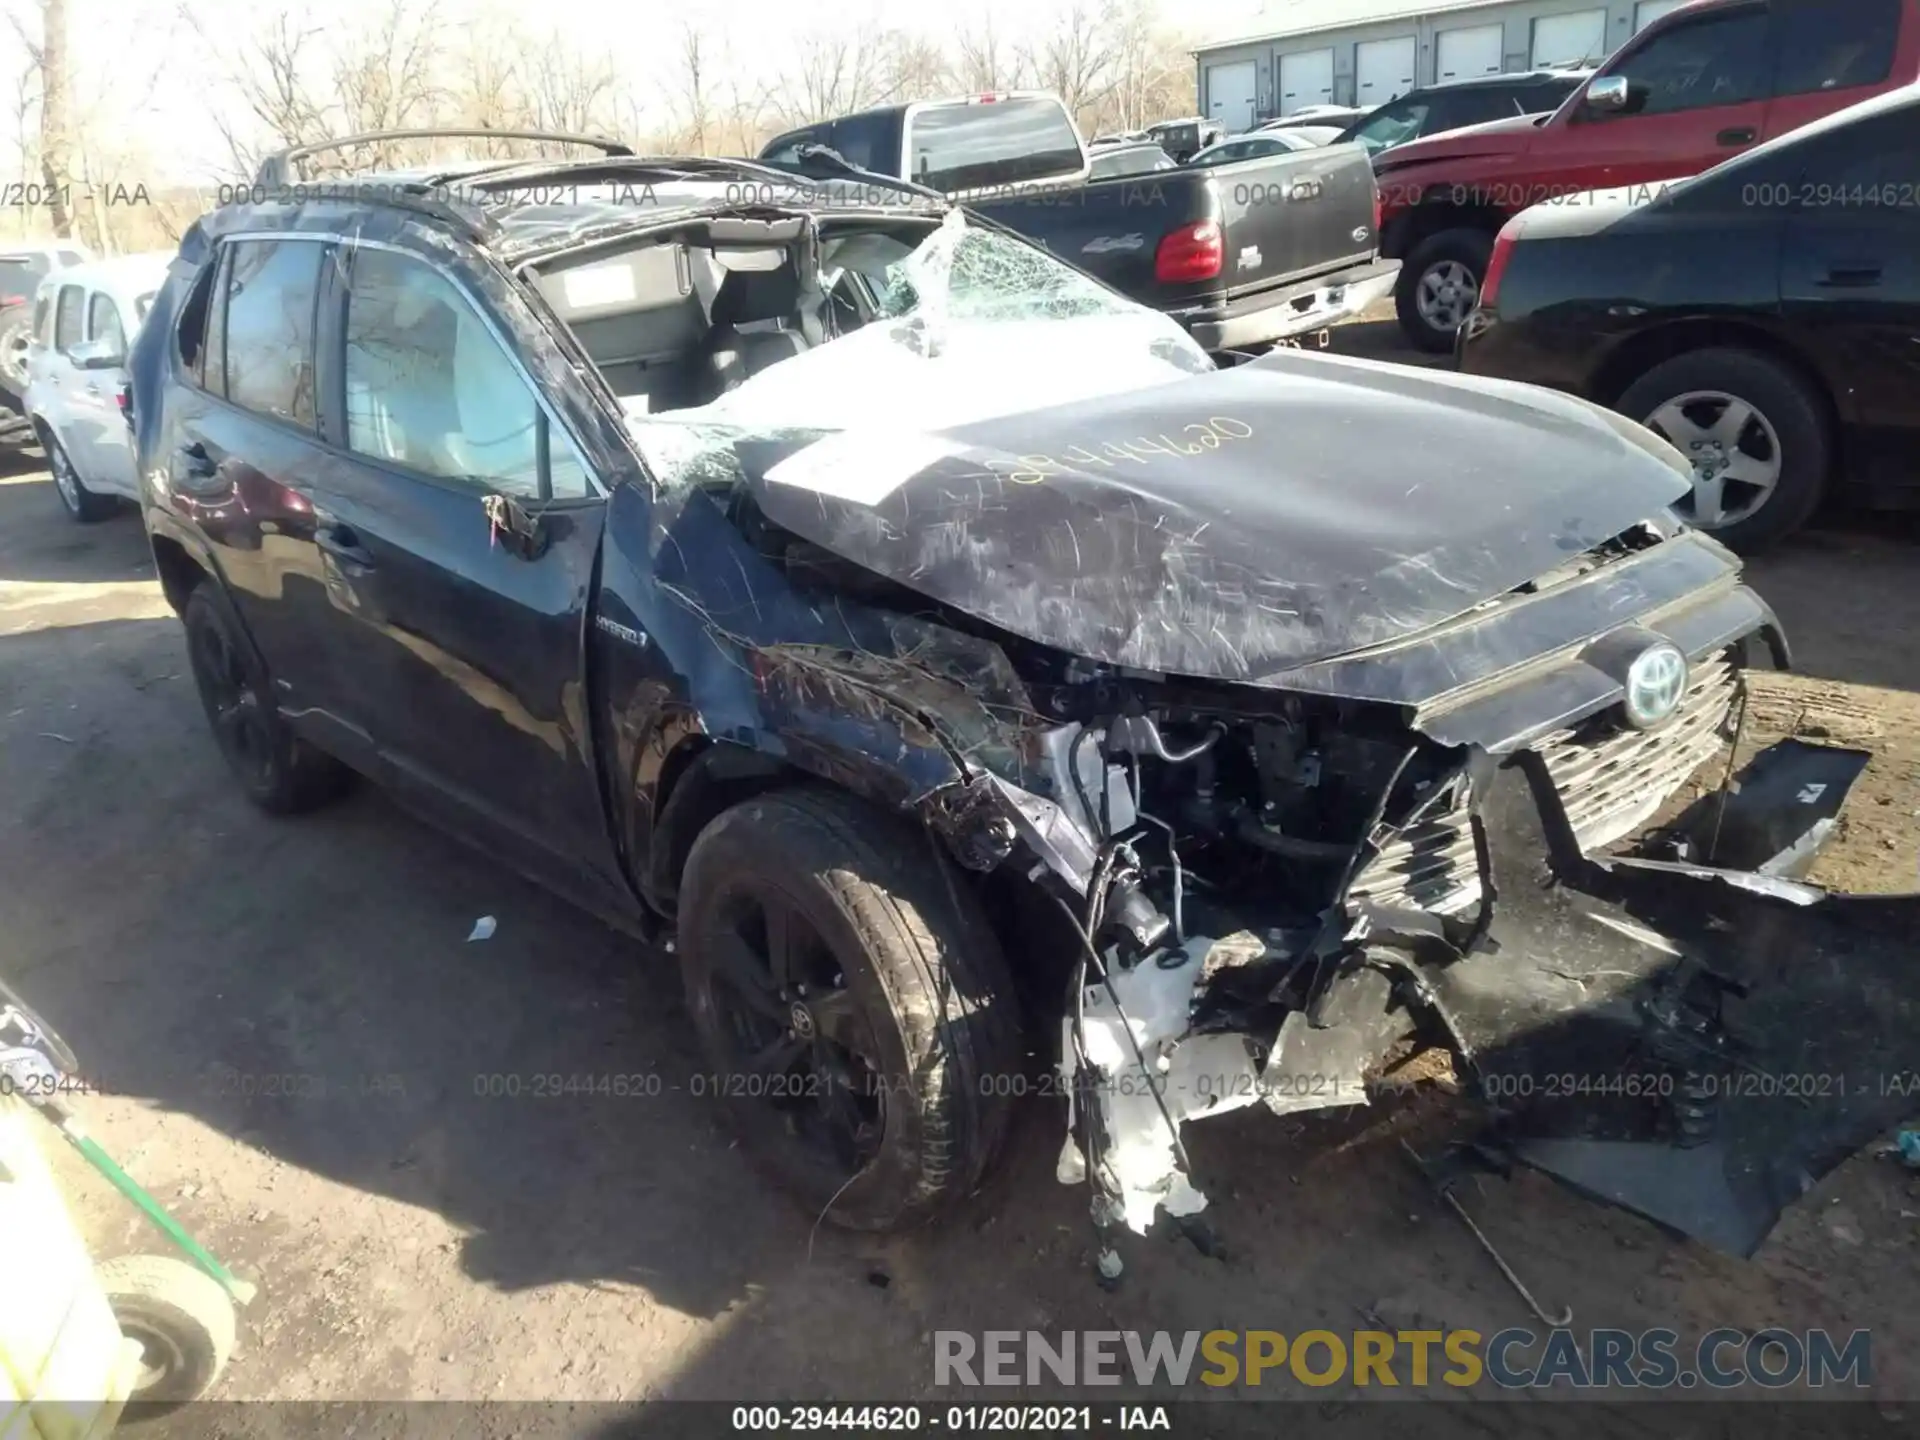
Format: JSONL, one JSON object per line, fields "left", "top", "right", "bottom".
{"left": 1403, "top": 741, "right": 1919, "bottom": 1257}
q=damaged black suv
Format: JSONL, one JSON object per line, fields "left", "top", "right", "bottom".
{"left": 132, "top": 128, "right": 1917, "bottom": 1258}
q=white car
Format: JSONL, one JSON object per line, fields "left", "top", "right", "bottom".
{"left": 24, "top": 251, "right": 170, "bottom": 522}
{"left": 1, "top": 240, "right": 92, "bottom": 443}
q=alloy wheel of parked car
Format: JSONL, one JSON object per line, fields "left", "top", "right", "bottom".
{"left": 45, "top": 435, "right": 113, "bottom": 522}
{"left": 183, "top": 585, "right": 352, "bottom": 815}
{"left": 1643, "top": 391, "right": 1782, "bottom": 530}
{"left": 677, "top": 789, "right": 1020, "bottom": 1232}
{"left": 1617, "top": 347, "right": 1831, "bottom": 554}
{"left": 0, "top": 305, "right": 31, "bottom": 394}
{"left": 1396, "top": 228, "right": 1494, "bottom": 355}
{"left": 1417, "top": 262, "right": 1478, "bottom": 333}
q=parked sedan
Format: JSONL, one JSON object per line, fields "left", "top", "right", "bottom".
{"left": 1087, "top": 140, "right": 1178, "bottom": 180}
{"left": 1258, "top": 107, "right": 1367, "bottom": 132}
{"left": 1186, "top": 129, "right": 1336, "bottom": 166}
{"left": 1457, "top": 85, "right": 1920, "bottom": 553}
{"left": 23, "top": 252, "right": 171, "bottom": 521}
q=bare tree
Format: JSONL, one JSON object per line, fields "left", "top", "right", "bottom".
{"left": 657, "top": 20, "right": 713, "bottom": 152}
{"left": 1092, "top": 0, "right": 1190, "bottom": 133}
{"left": 775, "top": 25, "right": 901, "bottom": 126}
{"left": 328, "top": 0, "right": 448, "bottom": 169}
{"left": 9, "top": 0, "right": 75, "bottom": 235}
{"left": 522, "top": 33, "right": 617, "bottom": 142}
{"left": 1026, "top": 0, "right": 1124, "bottom": 127}
{"left": 180, "top": 6, "right": 329, "bottom": 177}
{"left": 952, "top": 7, "right": 1033, "bottom": 92}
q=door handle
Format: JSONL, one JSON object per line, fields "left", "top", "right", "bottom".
{"left": 316, "top": 523, "right": 374, "bottom": 567}
{"left": 177, "top": 440, "right": 217, "bottom": 480}
{"left": 1717, "top": 127, "right": 1757, "bottom": 146}
{"left": 1818, "top": 265, "right": 1883, "bottom": 288}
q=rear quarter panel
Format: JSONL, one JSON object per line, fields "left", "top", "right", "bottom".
{"left": 1466, "top": 195, "right": 1792, "bottom": 400}
{"left": 971, "top": 177, "right": 1209, "bottom": 304}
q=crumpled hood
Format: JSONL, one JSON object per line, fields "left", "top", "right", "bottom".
{"left": 746, "top": 347, "right": 1692, "bottom": 682}
{"left": 1375, "top": 111, "right": 1546, "bottom": 172}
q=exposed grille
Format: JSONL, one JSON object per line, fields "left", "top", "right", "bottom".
{"left": 1536, "top": 649, "right": 1739, "bottom": 853}
{"left": 1349, "top": 650, "right": 1740, "bottom": 916}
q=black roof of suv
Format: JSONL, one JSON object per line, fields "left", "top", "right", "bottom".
{"left": 1336, "top": 69, "right": 1591, "bottom": 156}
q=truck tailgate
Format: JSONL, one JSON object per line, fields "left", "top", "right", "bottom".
{"left": 969, "top": 179, "right": 1207, "bottom": 300}
{"left": 1208, "top": 141, "right": 1377, "bottom": 299}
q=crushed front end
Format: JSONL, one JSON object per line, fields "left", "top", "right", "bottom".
{"left": 950, "top": 522, "right": 1920, "bottom": 1259}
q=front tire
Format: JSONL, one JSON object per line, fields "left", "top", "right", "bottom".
{"left": 677, "top": 788, "right": 1021, "bottom": 1231}
{"left": 1616, "top": 347, "right": 1830, "bottom": 554}
{"left": 46, "top": 433, "right": 114, "bottom": 522}
{"left": 182, "top": 584, "right": 351, "bottom": 814}
{"left": 1396, "top": 227, "right": 1494, "bottom": 354}
{"left": 97, "top": 1254, "right": 238, "bottom": 1411}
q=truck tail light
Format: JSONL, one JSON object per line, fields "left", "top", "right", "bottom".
{"left": 1373, "top": 189, "right": 1382, "bottom": 237}
{"left": 116, "top": 380, "right": 133, "bottom": 430}
{"left": 1155, "top": 220, "right": 1222, "bottom": 283}
{"left": 1479, "top": 218, "right": 1521, "bottom": 311}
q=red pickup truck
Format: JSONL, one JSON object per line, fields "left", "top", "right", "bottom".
{"left": 1376, "top": 0, "right": 1919, "bottom": 351}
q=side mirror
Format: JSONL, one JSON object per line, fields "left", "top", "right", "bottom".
{"left": 69, "top": 336, "right": 124, "bottom": 370}
{"left": 1585, "top": 75, "right": 1632, "bottom": 114}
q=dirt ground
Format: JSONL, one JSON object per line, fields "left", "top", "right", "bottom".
{"left": 5, "top": 317, "right": 1920, "bottom": 1432}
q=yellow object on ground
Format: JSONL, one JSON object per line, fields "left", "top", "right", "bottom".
{"left": 0, "top": 1095, "right": 143, "bottom": 1440}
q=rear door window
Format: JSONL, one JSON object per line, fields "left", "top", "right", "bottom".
{"left": 906, "top": 96, "right": 1083, "bottom": 191}
{"left": 87, "top": 292, "right": 126, "bottom": 354}
{"left": 219, "top": 238, "right": 324, "bottom": 429}
{"left": 53, "top": 284, "right": 84, "bottom": 351}
{"left": 1772, "top": 0, "right": 1899, "bottom": 98}
{"left": 828, "top": 113, "right": 899, "bottom": 171}
{"left": 343, "top": 247, "right": 590, "bottom": 501}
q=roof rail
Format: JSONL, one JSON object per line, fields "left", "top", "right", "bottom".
{"left": 254, "top": 128, "right": 635, "bottom": 189}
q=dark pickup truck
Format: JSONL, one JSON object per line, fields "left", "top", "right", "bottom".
{"left": 760, "top": 91, "right": 1398, "bottom": 351}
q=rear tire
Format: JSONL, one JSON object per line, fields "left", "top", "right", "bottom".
{"left": 98, "top": 1254, "right": 237, "bottom": 1411}
{"left": 46, "top": 433, "right": 114, "bottom": 522}
{"left": 1616, "top": 346, "right": 1830, "bottom": 554}
{"left": 1396, "top": 227, "right": 1495, "bottom": 354}
{"left": 0, "top": 302, "right": 31, "bottom": 404}
{"left": 677, "top": 788, "right": 1021, "bottom": 1231}
{"left": 182, "top": 584, "right": 351, "bottom": 814}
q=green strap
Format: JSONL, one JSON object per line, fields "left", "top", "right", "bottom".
{"left": 55, "top": 1117, "right": 255, "bottom": 1307}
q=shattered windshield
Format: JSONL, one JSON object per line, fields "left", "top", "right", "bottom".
{"left": 621, "top": 212, "right": 1214, "bottom": 494}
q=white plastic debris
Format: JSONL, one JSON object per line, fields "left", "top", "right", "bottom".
{"left": 1058, "top": 935, "right": 1266, "bottom": 1236}
{"left": 466, "top": 916, "right": 497, "bottom": 942}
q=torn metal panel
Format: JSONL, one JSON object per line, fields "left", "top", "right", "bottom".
{"left": 1403, "top": 745, "right": 1920, "bottom": 1257}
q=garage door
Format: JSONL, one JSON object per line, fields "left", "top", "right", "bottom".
{"left": 1276, "top": 48, "right": 1335, "bottom": 115}
{"left": 1206, "top": 60, "right": 1258, "bottom": 131}
{"left": 1355, "top": 36, "right": 1417, "bottom": 108}
{"left": 1436, "top": 23, "right": 1505, "bottom": 82}
{"left": 1531, "top": 9, "right": 1608, "bottom": 67}
{"left": 1634, "top": 0, "right": 1687, "bottom": 31}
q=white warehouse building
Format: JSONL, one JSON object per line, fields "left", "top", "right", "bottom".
{"left": 1193, "top": 0, "right": 1692, "bottom": 129}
